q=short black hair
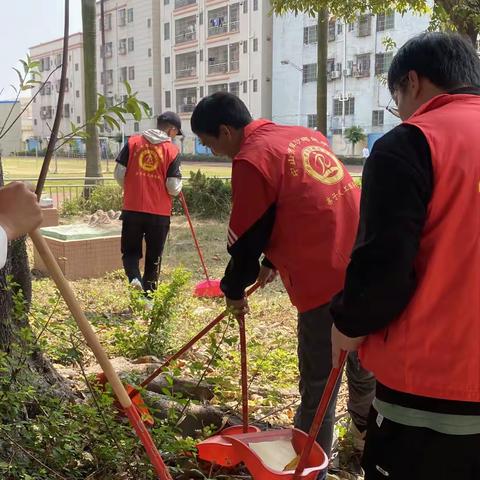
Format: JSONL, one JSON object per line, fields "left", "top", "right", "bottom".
{"left": 388, "top": 32, "right": 480, "bottom": 94}
{"left": 191, "top": 92, "right": 253, "bottom": 137}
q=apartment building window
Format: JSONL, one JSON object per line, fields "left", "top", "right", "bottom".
{"left": 333, "top": 97, "right": 355, "bottom": 116}
{"left": 164, "top": 0, "right": 169, "bottom": 4}
{"left": 230, "top": 3, "right": 240, "bottom": 32}
{"left": 148, "top": 77, "right": 152, "bottom": 87}
{"left": 75, "top": 63, "right": 79, "bottom": 71}
{"left": 175, "top": 15, "right": 196, "bottom": 44}
{"left": 119, "top": 67, "right": 128, "bottom": 82}
{"left": 377, "top": 11, "right": 395, "bottom": 31}
{"left": 40, "top": 57, "right": 51, "bottom": 72}
{"left": 229, "top": 82, "right": 240, "bottom": 97}
{"left": 358, "top": 14, "right": 372, "bottom": 37}
{"left": 100, "top": 13, "right": 112, "bottom": 31}
{"left": 199, "top": 12, "right": 203, "bottom": 25}
{"left": 337, "top": 22, "right": 343, "bottom": 34}
{"left": 55, "top": 53, "right": 63, "bottom": 66}
{"left": 355, "top": 53, "right": 371, "bottom": 77}
{"left": 106, "top": 97, "right": 114, "bottom": 107}
{"left": 55, "top": 79, "right": 69, "bottom": 92}
{"left": 243, "top": 41, "right": 248, "bottom": 54}
{"left": 148, "top": 48, "right": 152, "bottom": 57}
{"left": 307, "top": 114, "right": 317, "bottom": 129}
{"left": 101, "top": 42, "right": 113, "bottom": 58}
{"left": 134, "top": 122, "right": 139, "bottom": 132}
{"left": 200, "top": 49, "right": 204, "bottom": 61}
{"left": 243, "top": 0, "right": 248, "bottom": 14}
{"left": 208, "top": 83, "right": 228, "bottom": 95}
{"left": 372, "top": 110, "right": 384, "bottom": 126}
{"left": 40, "top": 106, "right": 52, "bottom": 119}
{"left": 208, "top": 45, "right": 228, "bottom": 74}
{"left": 128, "top": 66, "right": 135, "bottom": 80}
{"left": 348, "top": 22, "right": 355, "bottom": 32}
{"left": 34, "top": 119, "right": 37, "bottom": 125}
{"left": 118, "top": 8, "right": 126, "bottom": 26}
{"left": 302, "top": 63, "right": 317, "bottom": 83}
{"left": 208, "top": 7, "right": 228, "bottom": 36}
{"left": 303, "top": 25, "right": 317, "bottom": 44}
{"left": 165, "top": 91, "right": 171, "bottom": 109}
{"left": 176, "top": 87, "right": 197, "bottom": 113}
{"left": 127, "top": 8, "right": 133, "bottom": 23}
{"left": 63, "top": 104, "right": 70, "bottom": 118}
{"left": 165, "top": 57, "right": 171, "bottom": 74}
{"left": 328, "top": 20, "right": 336, "bottom": 41}
{"left": 164, "top": 22, "right": 170, "bottom": 40}
{"left": 147, "top": 18, "right": 151, "bottom": 28}
{"left": 229, "top": 43, "right": 240, "bottom": 71}
{"left": 253, "top": 0, "right": 258, "bottom": 11}
{"left": 119, "top": 38, "right": 127, "bottom": 54}
{"left": 127, "top": 37, "right": 134, "bottom": 52}
{"left": 100, "top": 70, "right": 113, "bottom": 85}
{"left": 175, "top": 0, "right": 196, "bottom": 8}
{"left": 176, "top": 51, "right": 197, "bottom": 78}
{"left": 253, "top": 38, "right": 258, "bottom": 51}
{"left": 77, "top": 116, "right": 81, "bottom": 124}
{"left": 326, "top": 58, "right": 335, "bottom": 73}
{"left": 375, "top": 52, "right": 393, "bottom": 74}
{"left": 253, "top": 79, "right": 258, "bottom": 92}
{"left": 243, "top": 81, "right": 248, "bottom": 93}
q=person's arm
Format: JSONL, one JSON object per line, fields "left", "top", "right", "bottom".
{"left": 331, "top": 125, "right": 433, "bottom": 338}
{"left": 0, "top": 182, "right": 43, "bottom": 269}
{"left": 114, "top": 143, "right": 129, "bottom": 187}
{"left": 166, "top": 154, "right": 182, "bottom": 197}
{"left": 221, "top": 161, "right": 276, "bottom": 300}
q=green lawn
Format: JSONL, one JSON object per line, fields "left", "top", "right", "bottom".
{"left": 2, "top": 156, "right": 231, "bottom": 181}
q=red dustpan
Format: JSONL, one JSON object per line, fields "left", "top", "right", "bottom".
{"left": 179, "top": 192, "right": 223, "bottom": 298}
{"left": 197, "top": 348, "right": 348, "bottom": 480}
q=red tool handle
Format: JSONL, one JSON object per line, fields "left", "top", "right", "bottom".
{"left": 293, "top": 350, "right": 348, "bottom": 479}
{"left": 238, "top": 315, "right": 249, "bottom": 433}
{"left": 131, "top": 283, "right": 261, "bottom": 396}
{"left": 179, "top": 192, "right": 210, "bottom": 282}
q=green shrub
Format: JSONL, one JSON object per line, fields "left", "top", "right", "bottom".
{"left": 179, "top": 153, "right": 229, "bottom": 163}
{"left": 174, "top": 170, "right": 231, "bottom": 219}
{"left": 61, "top": 183, "right": 123, "bottom": 216}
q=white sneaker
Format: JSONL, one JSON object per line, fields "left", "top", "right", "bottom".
{"left": 130, "top": 278, "right": 143, "bottom": 290}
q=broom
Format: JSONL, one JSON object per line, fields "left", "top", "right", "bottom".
{"left": 179, "top": 192, "right": 223, "bottom": 298}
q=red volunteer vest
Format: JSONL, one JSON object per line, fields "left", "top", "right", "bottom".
{"left": 123, "top": 135, "right": 179, "bottom": 216}
{"left": 360, "top": 94, "right": 480, "bottom": 402}
{"left": 234, "top": 120, "right": 360, "bottom": 313}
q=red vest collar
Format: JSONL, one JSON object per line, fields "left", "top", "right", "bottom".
{"left": 242, "top": 119, "right": 273, "bottom": 142}
{"left": 408, "top": 93, "right": 480, "bottom": 120}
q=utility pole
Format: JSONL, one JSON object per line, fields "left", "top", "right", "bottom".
{"left": 100, "top": 0, "right": 109, "bottom": 172}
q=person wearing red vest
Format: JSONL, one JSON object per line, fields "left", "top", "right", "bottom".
{"left": 114, "top": 112, "right": 182, "bottom": 293}
{"left": 330, "top": 33, "right": 480, "bottom": 479}
{"left": 191, "top": 92, "right": 375, "bottom": 478}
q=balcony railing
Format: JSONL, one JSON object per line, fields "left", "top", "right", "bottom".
{"left": 208, "top": 24, "right": 228, "bottom": 36}
{"left": 175, "top": 30, "right": 196, "bottom": 44}
{"left": 229, "top": 60, "right": 239, "bottom": 71}
{"left": 178, "top": 103, "right": 196, "bottom": 113}
{"left": 229, "top": 20, "right": 240, "bottom": 32}
{"left": 208, "top": 62, "right": 228, "bottom": 74}
{"left": 175, "top": 0, "right": 196, "bottom": 8}
{"left": 176, "top": 66, "right": 197, "bottom": 78}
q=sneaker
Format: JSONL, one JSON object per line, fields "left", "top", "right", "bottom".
{"left": 130, "top": 278, "right": 143, "bottom": 290}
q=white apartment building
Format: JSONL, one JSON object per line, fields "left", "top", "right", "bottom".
{"left": 272, "top": 11, "right": 431, "bottom": 154}
{"left": 30, "top": 32, "right": 86, "bottom": 152}
{"left": 95, "top": 0, "right": 162, "bottom": 138}
{"left": 160, "top": 0, "right": 273, "bottom": 153}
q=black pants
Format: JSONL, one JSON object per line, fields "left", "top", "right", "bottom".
{"left": 121, "top": 219, "right": 169, "bottom": 293}
{"left": 363, "top": 406, "right": 480, "bottom": 479}
{"left": 295, "top": 303, "right": 376, "bottom": 478}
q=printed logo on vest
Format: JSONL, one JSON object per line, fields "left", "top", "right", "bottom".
{"left": 301, "top": 145, "right": 344, "bottom": 185}
{"left": 137, "top": 145, "right": 163, "bottom": 173}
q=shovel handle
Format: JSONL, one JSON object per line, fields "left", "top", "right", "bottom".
{"left": 30, "top": 229, "right": 132, "bottom": 409}
{"left": 238, "top": 315, "right": 249, "bottom": 433}
{"left": 293, "top": 350, "right": 348, "bottom": 479}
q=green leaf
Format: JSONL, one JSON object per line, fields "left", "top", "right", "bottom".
{"left": 12, "top": 67, "right": 23, "bottom": 87}
{"left": 124, "top": 81, "right": 132, "bottom": 95}
{"left": 104, "top": 115, "right": 120, "bottom": 130}
{"left": 20, "top": 59, "right": 29, "bottom": 75}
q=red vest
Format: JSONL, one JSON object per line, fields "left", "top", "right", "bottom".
{"left": 123, "top": 135, "right": 179, "bottom": 216}
{"left": 360, "top": 94, "right": 480, "bottom": 402}
{"left": 235, "top": 120, "right": 360, "bottom": 313}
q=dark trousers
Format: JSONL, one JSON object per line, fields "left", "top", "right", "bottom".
{"left": 121, "top": 219, "right": 170, "bottom": 293}
{"left": 363, "top": 406, "right": 480, "bottom": 479}
{"left": 295, "top": 303, "right": 376, "bottom": 477}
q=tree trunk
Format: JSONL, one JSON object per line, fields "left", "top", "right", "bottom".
{"left": 0, "top": 156, "right": 71, "bottom": 406}
{"left": 82, "top": 0, "right": 102, "bottom": 197}
{"left": 316, "top": 8, "right": 329, "bottom": 135}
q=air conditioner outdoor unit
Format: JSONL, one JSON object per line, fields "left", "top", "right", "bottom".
{"left": 344, "top": 68, "right": 352, "bottom": 77}
{"left": 330, "top": 70, "right": 341, "bottom": 79}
